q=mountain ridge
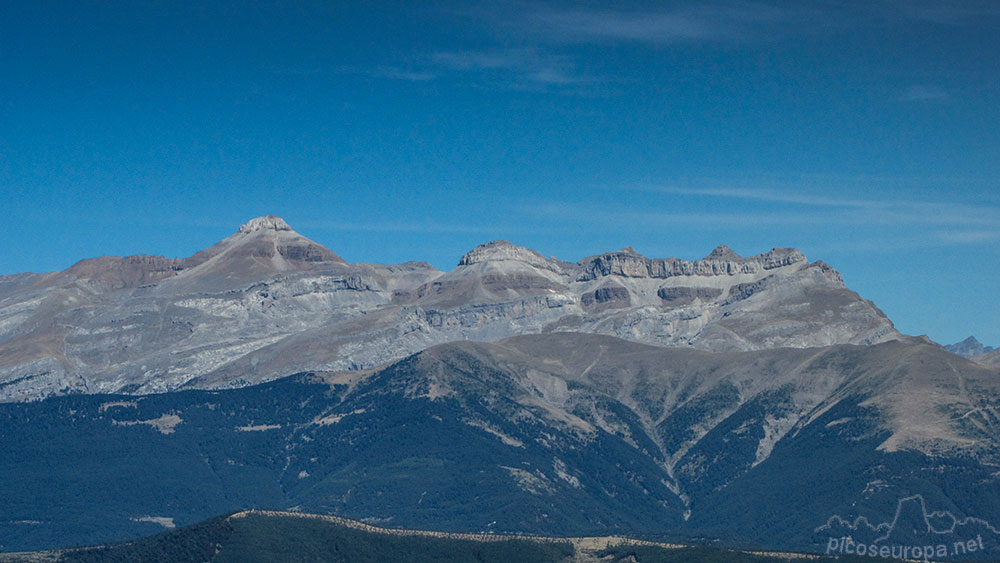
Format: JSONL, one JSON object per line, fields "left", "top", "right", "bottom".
{"left": 0, "top": 215, "right": 899, "bottom": 402}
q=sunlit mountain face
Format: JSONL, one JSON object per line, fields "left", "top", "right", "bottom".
{"left": 0, "top": 216, "right": 897, "bottom": 402}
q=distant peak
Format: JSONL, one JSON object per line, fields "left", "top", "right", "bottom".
{"left": 238, "top": 215, "right": 293, "bottom": 234}
{"left": 943, "top": 335, "right": 994, "bottom": 358}
{"left": 705, "top": 245, "right": 741, "bottom": 261}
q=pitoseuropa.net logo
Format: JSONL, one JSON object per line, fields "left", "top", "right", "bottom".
{"left": 824, "top": 534, "right": 986, "bottom": 561}
{"left": 815, "top": 495, "right": 999, "bottom": 561}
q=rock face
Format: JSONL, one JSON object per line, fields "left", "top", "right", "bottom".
{"left": 0, "top": 216, "right": 899, "bottom": 402}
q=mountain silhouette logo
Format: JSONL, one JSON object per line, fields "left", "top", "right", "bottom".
{"left": 815, "top": 495, "right": 999, "bottom": 560}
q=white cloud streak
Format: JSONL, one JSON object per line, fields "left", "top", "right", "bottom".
{"left": 936, "top": 230, "right": 1000, "bottom": 244}
{"left": 516, "top": 184, "right": 1000, "bottom": 249}
{"left": 292, "top": 220, "right": 498, "bottom": 235}
{"left": 525, "top": 3, "right": 804, "bottom": 45}
{"left": 429, "top": 49, "right": 587, "bottom": 88}
{"left": 367, "top": 3, "right": 799, "bottom": 88}
{"left": 899, "top": 85, "right": 950, "bottom": 102}
{"left": 367, "top": 66, "right": 439, "bottom": 82}
{"left": 633, "top": 186, "right": 1000, "bottom": 227}
{"left": 893, "top": 1, "right": 1000, "bottom": 24}
{"left": 363, "top": 48, "right": 588, "bottom": 89}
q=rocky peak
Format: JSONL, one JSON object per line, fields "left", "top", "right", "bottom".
{"left": 238, "top": 215, "right": 293, "bottom": 234}
{"left": 457, "top": 241, "right": 556, "bottom": 271}
{"left": 705, "top": 245, "right": 742, "bottom": 261}
{"left": 759, "top": 248, "right": 807, "bottom": 269}
{"left": 180, "top": 215, "right": 345, "bottom": 276}
{"left": 811, "top": 260, "right": 845, "bottom": 285}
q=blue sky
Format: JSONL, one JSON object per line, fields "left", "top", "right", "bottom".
{"left": 2, "top": 1, "right": 998, "bottom": 345}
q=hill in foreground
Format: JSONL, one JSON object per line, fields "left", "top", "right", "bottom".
{"left": 0, "top": 510, "right": 907, "bottom": 563}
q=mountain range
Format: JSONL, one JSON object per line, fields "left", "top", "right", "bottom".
{"left": 1, "top": 216, "right": 996, "bottom": 559}
{"left": 0, "top": 215, "right": 898, "bottom": 402}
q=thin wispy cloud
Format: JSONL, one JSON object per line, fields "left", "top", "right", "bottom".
{"left": 359, "top": 49, "right": 588, "bottom": 90}
{"left": 431, "top": 51, "right": 521, "bottom": 71}
{"left": 634, "top": 186, "right": 1000, "bottom": 227}
{"left": 268, "top": 64, "right": 438, "bottom": 82}
{"left": 366, "top": 3, "right": 800, "bottom": 90}
{"left": 293, "top": 220, "right": 499, "bottom": 235}
{"left": 936, "top": 230, "right": 1000, "bottom": 244}
{"left": 637, "top": 186, "right": 879, "bottom": 208}
{"left": 518, "top": 200, "right": 850, "bottom": 229}
{"left": 265, "top": 66, "right": 338, "bottom": 76}
{"left": 515, "top": 184, "right": 1000, "bottom": 252}
{"left": 536, "top": 9, "right": 726, "bottom": 43}
{"left": 367, "top": 66, "right": 438, "bottom": 82}
{"left": 899, "top": 85, "right": 950, "bottom": 102}
{"left": 430, "top": 49, "right": 587, "bottom": 88}
{"left": 527, "top": 3, "right": 800, "bottom": 45}
{"left": 893, "top": 1, "right": 1000, "bottom": 24}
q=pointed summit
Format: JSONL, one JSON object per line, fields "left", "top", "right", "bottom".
{"left": 705, "top": 245, "right": 742, "bottom": 261}
{"left": 161, "top": 215, "right": 345, "bottom": 291}
{"left": 238, "top": 214, "right": 293, "bottom": 234}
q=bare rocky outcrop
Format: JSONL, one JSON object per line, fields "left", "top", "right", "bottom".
{"left": 237, "top": 214, "right": 294, "bottom": 233}
{"left": 580, "top": 283, "right": 631, "bottom": 312}
{"left": 656, "top": 286, "right": 723, "bottom": 304}
{"left": 576, "top": 246, "right": 806, "bottom": 281}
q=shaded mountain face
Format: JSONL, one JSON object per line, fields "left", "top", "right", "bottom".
{"left": 946, "top": 336, "right": 995, "bottom": 359}
{"left": 0, "top": 216, "right": 898, "bottom": 402}
{"left": 1, "top": 333, "right": 996, "bottom": 556}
